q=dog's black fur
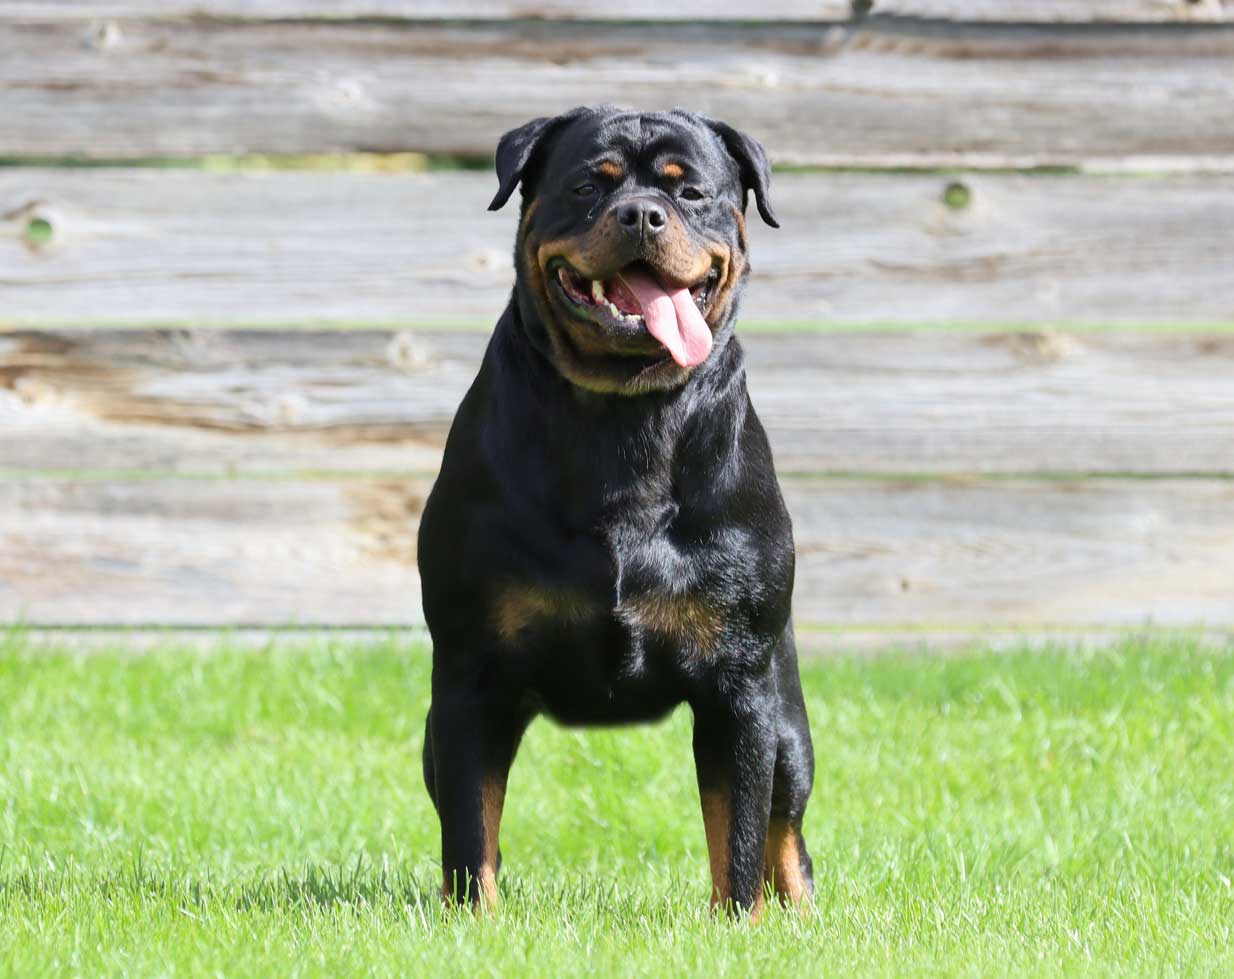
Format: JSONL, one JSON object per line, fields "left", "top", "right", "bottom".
{"left": 418, "top": 106, "right": 814, "bottom": 915}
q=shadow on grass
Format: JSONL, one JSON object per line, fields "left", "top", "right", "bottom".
{"left": 0, "top": 850, "right": 723, "bottom": 928}
{"left": 0, "top": 850, "right": 446, "bottom": 918}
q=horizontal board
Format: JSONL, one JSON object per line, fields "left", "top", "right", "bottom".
{"left": 0, "top": 479, "right": 425, "bottom": 626}
{"left": 871, "top": 0, "right": 1230, "bottom": 19}
{"left": 4, "top": 329, "right": 1234, "bottom": 475}
{"left": 2, "top": 1, "right": 852, "bottom": 20}
{"left": 6, "top": 170, "right": 1234, "bottom": 326}
{"left": 1, "top": 477, "right": 1231, "bottom": 627}
{"left": 4, "top": 1, "right": 1228, "bottom": 21}
{"left": 4, "top": 20, "right": 1234, "bottom": 164}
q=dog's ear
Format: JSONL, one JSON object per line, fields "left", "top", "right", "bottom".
{"left": 700, "top": 118, "right": 779, "bottom": 228}
{"left": 488, "top": 108, "right": 588, "bottom": 211}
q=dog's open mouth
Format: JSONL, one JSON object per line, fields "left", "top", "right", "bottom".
{"left": 551, "top": 260, "right": 720, "bottom": 368}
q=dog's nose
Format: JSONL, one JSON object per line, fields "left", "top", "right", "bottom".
{"left": 615, "top": 197, "right": 668, "bottom": 238}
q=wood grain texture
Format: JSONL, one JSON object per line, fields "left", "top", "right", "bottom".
{"left": 4, "top": 1, "right": 1227, "bottom": 22}
{"left": 2, "top": 477, "right": 1231, "bottom": 627}
{"left": 869, "top": 0, "right": 1230, "bottom": 20}
{"left": 6, "top": 169, "right": 1234, "bottom": 326}
{"left": 0, "top": 478, "right": 426, "bottom": 626}
{"left": 1, "top": 1, "right": 852, "bottom": 20}
{"left": 4, "top": 328, "right": 1234, "bottom": 476}
{"left": 4, "top": 20, "right": 1234, "bottom": 164}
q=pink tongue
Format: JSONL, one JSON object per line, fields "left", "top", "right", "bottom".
{"left": 615, "top": 268, "right": 713, "bottom": 368}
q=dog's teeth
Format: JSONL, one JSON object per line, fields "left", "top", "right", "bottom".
{"left": 592, "top": 280, "right": 606, "bottom": 303}
{"left": 607, "top": 301, "right": 621, "bottom": 318}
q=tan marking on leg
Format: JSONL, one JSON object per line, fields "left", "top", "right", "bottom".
{"left": 700, "top": 789, "right": 731, "bottom": 909}
{"left": 493, "top": 584, "right": 596, "bottom": 644}
{"left": 438, "top": 779, "right": 505, "bottom": 911}
{"left": 750, "top": 885, "right": 766, "bottom": 924}
{"left": 441, "top": 867, "right": 481, "bottom": 906}
{"left": 764, "top": 817, "right": 809, "bottom": 906}
{"left": 477, "top": 777, "right": 506, "bottom": 910}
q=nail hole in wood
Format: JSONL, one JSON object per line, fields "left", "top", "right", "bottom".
{"left": 942, "top": 181, "right": 972, "bottom": 211}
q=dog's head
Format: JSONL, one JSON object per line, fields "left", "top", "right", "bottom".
{"left": 490, "top": 106, "right": 778, "bottom": 395}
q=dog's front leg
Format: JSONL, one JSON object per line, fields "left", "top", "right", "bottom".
{"left": 691, "top": 671, "right": 778, "bottom": 919}
{"left": 426, "top": 681, "right": 525, "bottom": 911}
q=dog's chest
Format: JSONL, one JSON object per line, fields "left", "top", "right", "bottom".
{"left": 492, "top": 501, "right": 736, "bottom": 661}
{"left": 490, "top": 509, "right": 737, "bottom": 724}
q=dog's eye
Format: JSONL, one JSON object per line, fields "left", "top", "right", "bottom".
{"left": 573, "top": 183, "right": 598, "bottom": 197}
{"left": 681, "top": 187, "right": 706, "bottom": 201}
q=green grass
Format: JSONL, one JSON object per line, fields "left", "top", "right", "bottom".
{"left": 1, "top": 637, "right": 1232, "bottom": 977}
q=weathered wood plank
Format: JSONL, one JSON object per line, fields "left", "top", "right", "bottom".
{"left": 869, "top": 0, "right": 1230, "bottom": 20}
{"left": 1, "top": 1, "right": 852, "bottom": 20}
{"left": 0, "top": 479, "right": 426, "bottom": 626}
{"left": 4, "top": 328, "right": 1234, "bottom": 477}
{"left": 2, "top": 477, "right": 1231, "bottom": 627}
{"left": 6, "top": 170, "right": 1234, "bottom": 326}
{"left": 4, "top": 1, "right": 1227, "bottom": 23}
{"left": 790, "top": 477, "right": 1234, "bottom": 627}
{"left": 0, "top": 330, "right": 465, "bottom": 475}
{"left": 4, "top": 20, "right": 1234, "bottom": 164}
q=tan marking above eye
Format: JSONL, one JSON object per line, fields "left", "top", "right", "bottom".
{"left": 661, "top": 161, "right": 686, "bottom": 180}
{"left": 597, "top": 160, "right": 623, "bottom": 179}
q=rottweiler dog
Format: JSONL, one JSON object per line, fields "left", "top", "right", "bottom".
{"left": 418, "top": 105, "right": 813, "bottom": 917}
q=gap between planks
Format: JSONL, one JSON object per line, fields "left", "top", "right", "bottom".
{"left": 7, "top": 626, "right": 1233, "bottom": 657}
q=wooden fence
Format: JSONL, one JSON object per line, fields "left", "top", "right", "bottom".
{"left": 2, "top": 2, "right": 1233, "bottom": 641}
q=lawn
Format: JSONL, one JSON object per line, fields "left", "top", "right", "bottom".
{"left": 1, "top": 635, "right": 1231, "bottom": 977}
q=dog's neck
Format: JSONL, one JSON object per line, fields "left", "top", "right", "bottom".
{"left": 482, "top": 301, "right": 752, "bottom": 525}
